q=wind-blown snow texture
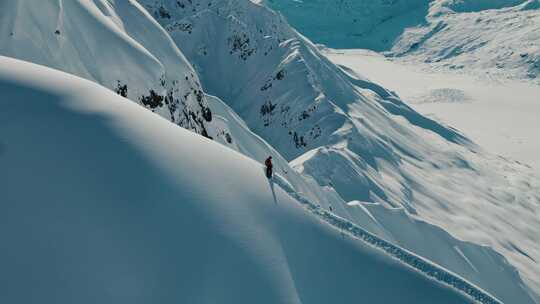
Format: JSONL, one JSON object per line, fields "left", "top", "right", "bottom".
{"left": 264, "top": 0, "right": 540, "bottom": 83}
{"left": 0, "top": 55, "right": 480, "bottom": 304}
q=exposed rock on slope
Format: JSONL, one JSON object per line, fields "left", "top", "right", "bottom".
{"left": 0, "top": 0, "right": 215, "bottom": 136}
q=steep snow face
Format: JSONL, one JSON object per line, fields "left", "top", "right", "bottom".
{"left": 142, "top": 0, "right": 339, "bottom": 159}
{"left": 206, "top": 86, "right": 538, "bottom": 304}
{"left": 264, "top": 0, "right": 540, "bottom": 82}
{"left": 142, "top": 0, "right": 469, "bottom": 160}
{"left": 0, "top": 0, "right": 382, "bottom": 270}
{"left": 142, "top": 1, "right": 540, "bottom": 301}
{"left": 204, "top": 92, "right": 356, "bottom": 217}
{"left": 202, "top": 94, "right": 537, "bottom": 304}
{"left": 0, "top": 0, "right": 215, "bottom": 137}
{"left": 0, "top": 0, "right": 325, "bottom": 196}
{"left": 0, "top": 56, "right": 479, "bottom": 304}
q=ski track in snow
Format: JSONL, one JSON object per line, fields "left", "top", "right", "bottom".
{"left": 272, "top": 174, "right": 502, "bottom": 304}
{"left": 0, "top": 56, "right": 477, "bottom": 304}
{"left": 454, "top": 246, "right": 480, "bottom": 273}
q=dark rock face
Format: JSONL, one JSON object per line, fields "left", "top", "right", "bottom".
{"left": 115, "top": 81, "right": 128, "bottom": 98}
{"left": 142, "top": 0, "right": 328, "bottom": 156}
{"left": 140, "top": 90, "right": 164, "bottom": 109}
{"left": 113, "top": 73, "right": 213, "bottom": 139}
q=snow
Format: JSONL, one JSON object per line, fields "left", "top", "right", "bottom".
{"left": 0, "top": 55, "right": 479, "bottom": 304}
{"left": 323, "top": 48, "right": 540, "bottom": 301}
{"left": 140, "top": 1, "right": 540, "bottom": 301}
{"left": 2, "top": 1, "right": 539, "bottom": 303}
{"left": 324, "top": 49, "right": 540, "bottom": 175}
{"left": 278, "top": 180, "right": 505, "bottom": 304}
{"left": 264, "top": 0, "right": 540, "bottom": 83}
{"left": 0, "top": 0, "right": 216, "bottom": 136}
{"left": 0, "top": 0, "right": 355, "bottom": 222}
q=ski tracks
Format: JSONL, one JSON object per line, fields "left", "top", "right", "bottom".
{"left": 272, "top": 174, "right": 504, "bottom": 304}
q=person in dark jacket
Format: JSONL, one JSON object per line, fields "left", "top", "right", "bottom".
{"left": 265, "top": 156, "right": 273, "bottom": 178}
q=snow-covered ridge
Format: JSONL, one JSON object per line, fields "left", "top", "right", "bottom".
{"left": 0, "top": 1, "right": 362, "bottom": 254}
{"left": 0, "top": 55, "right": 476, "bottom": 304}
{"left": 142, "top": 0, "right": 469, "bottom": 163}
{"left": 264, "top": 0, "right": 540, "bottom": 82}
{"left": 0, "top": 0, "right": 216, "bottom": 137}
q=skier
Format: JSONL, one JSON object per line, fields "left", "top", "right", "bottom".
{"left": 265, "top": 156, "right": 273, "bottom": 178}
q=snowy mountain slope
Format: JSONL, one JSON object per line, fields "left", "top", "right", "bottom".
{"left": 1, "top": 1, "right": 538, "bottom": 302}
{"left": 349, "top": 201, "right": 538, "bottom": 304}
{"left": 205, "top": 91, "right": 536, "bottom": 304}
{"left": 141, "top": 0, "right": 540, "bottom": 301}
{"left": 0, "top": 5, "right": 408, "bottom": 294}
{"left": 0, "top": 0, "right": 338, "bottom": 209}
{"left": 322, "top": 50, "right": 540, "bottom": 301}
{"left": 0, "top": 55, "right": 484, "bottom": 304}
{"left": 204, "top": 92, "right": 355, "bottom": 213}
{"left": 0, "top": 0, "right": 444, "bottom": 286}
{"left": 0, "top": 0, "right": 216, "bottom": 136}
{"left": 207, "top": 82, "right": 538, "bottom": 304}
{"left": 206, "top": 85, "right": 538, "bottom": 304}
{"left": 324, "top": 49, "right": 540, "bottom": 174}
{"left": 264, "top": 0, "right": 540, "bottom": 82}
{"left": 142, "top": 0, "right": 470, "bottom": 160}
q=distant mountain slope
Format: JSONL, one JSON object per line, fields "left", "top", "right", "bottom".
{"left": 0, "top": 55, "right": 478, "bottom": 304}
{"left": 264, "top": 0, "right": 540, "bottom": 82}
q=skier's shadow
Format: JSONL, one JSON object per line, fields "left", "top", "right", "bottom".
{"left": 264, "top": 168, "right": 278, "bottom": 205}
